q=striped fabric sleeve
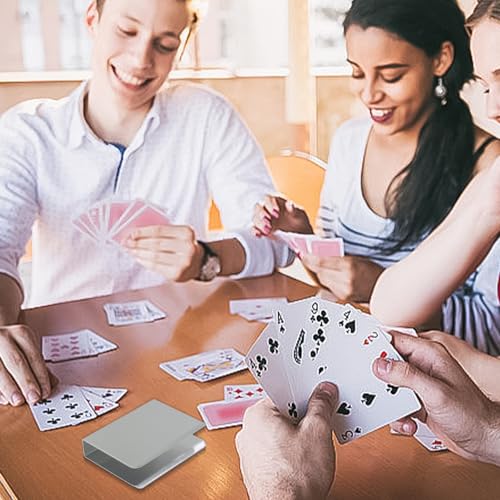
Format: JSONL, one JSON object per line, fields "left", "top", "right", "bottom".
{"left": 442, "top": 293, "right": 500, "bottom": 356}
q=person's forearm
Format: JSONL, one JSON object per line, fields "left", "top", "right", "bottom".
{"left": 209, "top": 238, "right": 246, "bottom": 277}
{"left": 0, "top": 273, "right": 23, "bottom": 326}
{"left": 371, "top": 209, "right": 497, "bottom": 327}
{"left": 468, "top": 355, "right": 500, "bottom": 403}
{"left": 482, "top": 403, "right": 500, "bottom": 467}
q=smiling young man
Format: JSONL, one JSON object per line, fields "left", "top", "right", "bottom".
{"left": 0, "top": 0, "right": 291, "bottom": 407}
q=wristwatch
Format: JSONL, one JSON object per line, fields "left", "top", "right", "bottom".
{"left": 197, "top": 240, "right": 222, "bottom": 282}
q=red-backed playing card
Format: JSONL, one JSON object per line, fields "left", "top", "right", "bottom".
{"left": 197, "top": 398, "right": 261, "bottom": 430}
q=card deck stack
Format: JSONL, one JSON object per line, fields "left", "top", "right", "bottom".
{"left": 29, "top": 385, "right": 127, "bottom": 432}
{"left": 275, "top": 231, "right": 344, "bottom": 258}
{"left": 73, "top": 199, "right": 170, "bottom": 246}
{"left": 246, "top": 298, "right": 421, "bottom": 444}
{"left": 104, "top": 300, "right": 166, "bottom": 326}
{"left": 159, "top": 349, "right": 246, "bottom": 382}
{"left": 42, "top": 330, "right": 117, "bottom": 362}
{"left": 197, "top": 384, "right": 266, "bottom": 430}
{"left": 229, "top": 297, "right": 288, "bottom": 323}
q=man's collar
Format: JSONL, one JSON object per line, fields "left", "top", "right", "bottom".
{"left": 67, "top": 81, "right": 162, "bottom": 151}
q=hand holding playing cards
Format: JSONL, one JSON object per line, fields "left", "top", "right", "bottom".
{"left": 0, "top": 324, "right": 55, "bottom": 406}
{"left": 301, "top": 254, "right": 384, "bottom": 302}
{"left": 124, "top": 225, "right": 204, "bottom": 281}
{"left": 373, "top": 332, "right": 500, "bottom": 466}
{"left": 236, "top": 382, "right": 338, "bottom": 500}
{"left": 253, "top": 195, "right": 313, "bottom": 237}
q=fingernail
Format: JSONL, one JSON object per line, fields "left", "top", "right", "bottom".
{"left": 402, "top": 422, "right": 412, "bottom": 434}
{"left": 11, "top": 392, "right": 24, "bottom": 406}
{"left": 272, "top": 209, "right": 279, "bottom": 218}
{"left": 318, "top": 382, "right": 338, "bottom": 397}
{"left": 0, "top": 395, "right": 7, "bottom": 405}
{"left": 377, "top": 358, "right": 392, "bottom": 374}
{"left": 28, "top": 390, "right": 40, "bottom": 404}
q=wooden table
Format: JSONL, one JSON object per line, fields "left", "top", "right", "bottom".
{"left": 1, "top": 273, "right": 499, "bottom": 500}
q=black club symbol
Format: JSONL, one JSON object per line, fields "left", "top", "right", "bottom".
{"left": 65, "top": 403, "right": 78, "bottom": 410}
{"left": 71, "top": 412, "right": 84, "bottom": 419}
{"left": 61, "top": 394, "right": 74, "bottom": 401}
{"left": 288, "top": 402, "right": 298, "bottom": 419}
{"left": 47, "top": 418, "right": 61, "bottom": 425}
{"left": 256, "top": 355, "right": 267, "bottom": 372}
{"left": 42, "top": 408, "right": 56, "bottom": 415}
{"left": 316, "top": 310, "right": 329, "bottom": 326}
{"left": 268, "top": 338, "right": 279, "bottom": 354}
{"left": 36, "top": 399, "right": 52, "bottom": 406}
{"left": 313, "top": 328, "right": 326, "bottom": 344}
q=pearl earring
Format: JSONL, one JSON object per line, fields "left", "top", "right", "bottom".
{"left": 434, "top": 77, "right": 448, "bottom": 106}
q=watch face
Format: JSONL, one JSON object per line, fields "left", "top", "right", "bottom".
{"left": 200, "top": 254, "right": 221, "bottom": 281}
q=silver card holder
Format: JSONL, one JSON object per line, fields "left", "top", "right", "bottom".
{"left": 83, "top": 399, "right": 205, "bottom": 489}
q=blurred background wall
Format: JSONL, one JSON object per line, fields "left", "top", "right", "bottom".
{"left": 0, "top": 0, "right": 497, "bottom": 162}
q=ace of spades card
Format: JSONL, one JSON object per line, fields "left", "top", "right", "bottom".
{"left": 245, "top": 322, "right": 300, "bottom": 422}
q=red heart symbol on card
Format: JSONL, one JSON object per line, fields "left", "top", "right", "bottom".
{"left": 380, "top": 351, "right": 388, "bottom": 358}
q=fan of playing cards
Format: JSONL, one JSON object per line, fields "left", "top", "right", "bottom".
{"left": 73, "top": 198, "right": 170, "bottom": 245}
{"left": 245, "top": 297, "right": 422, "bottom": 444}
{"left": 29, "top": 385, "right": 127, "bottom": 431}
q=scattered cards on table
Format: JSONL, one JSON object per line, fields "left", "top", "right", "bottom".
{"left": 104, "top": 300, "right": 166, "bottom": 326}
{"left": 197, "top": 384, "right": 266, "bottom": 430}
{"left": 246, "top": 297, "right": 421, "bottom": 445}
{"left": 229, "top": 297, "right": 288, "bottom": 323}
{"left": 29, "top": 385, "right": 127, "bottom": 432}
{"left": 73, "top": 198, "right": 170, "bottom": 246}
{"left": 42, "top": 329, "right": 117, "bottom": 362}
{"left": 275, "top": 231, "right": 344, "bottom": 258}
{"left": 159, "top": 349, "right": 246, "bottom": 382}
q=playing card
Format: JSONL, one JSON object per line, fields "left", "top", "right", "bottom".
{"left": 104, "top": 300, "right": 166, "bottom": 326}
{"left": 250, "top": 299, "right": 422, "bottom": 444}
{"left": 300, "top": 305, "right": 422, "bottom": 444}
{"left": 274, "top": 297, "right": 346, "bottom": 419}
{"left": 110, "top": 203, "right": 170, "bottom": 244}
{"left": 80, "top": 386, "right": 128, "bottom": 403}
{"left": 309, "top": 238, "right": 344, "bottom": 258}
{"left": 413, "top": 421, "right": 448, "bottom": 452}
{"left": 230, "top": 297, "right": 288, "bottom": 323}
{"left": 197, "top": 398, "right": 261, "bottom": 430}
{"left": 159, "top": 349, "right": 247, "bottom": 382}
{"left": 81, "top": 388, "right": 119, "bottom": 417}
{"left": 42, "top": 330, "right": 95, "bottom": 362}
{"left": 29, "top": 385, "right": 97, "bottom": 431}
{"left": 224, "top": 384, "right": 266, "bottom": 401}
{"left": 245, "top": 323, "right": 300, "bottom": 421}
{"left": 87, "top": 331, "right": 118, "bottom": 355}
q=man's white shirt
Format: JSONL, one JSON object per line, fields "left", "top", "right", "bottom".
{"left": 0, "top": 81, "right": 291, "bottom": 307}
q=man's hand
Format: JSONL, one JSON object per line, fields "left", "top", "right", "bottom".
{"left": 301, "top": 254, "right": 384, "bottom": 303}
{"left": 236, "top": 382, "right": 338, "bottom": 500}
{"left": 252, "top": 195, "right": 313, "bottom": 237}
{"left": 124, "top": 225, "right": 204, "bottom": 281}
{"left": 373, "top": 332, "right": 500, "bottom": 465}
{"left": 0, "top": 324, "right": 55, "bottom": 406}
